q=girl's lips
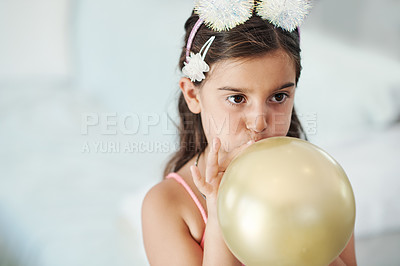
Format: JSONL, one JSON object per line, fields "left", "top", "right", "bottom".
{"left": 253, "top": 136, "right": 266, "bottom": 142}
{"left": 242, "top": 136, "right": 267, "bottom": 147}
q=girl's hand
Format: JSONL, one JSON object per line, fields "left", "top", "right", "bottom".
{"left": 190, "top": 137, "right": 254, "bottom": 205}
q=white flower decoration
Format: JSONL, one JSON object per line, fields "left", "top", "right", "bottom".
{"left": 182, "top": 36, "right": 216, "bottom": 82}
{"left": 256, "top": 0, "right": 312, "bottom": 32}
{"left": 183, "top": 52, "right": 210, "bottom": 82}
{"left": 194, "top": 0, "right": 254, "bottom": 32}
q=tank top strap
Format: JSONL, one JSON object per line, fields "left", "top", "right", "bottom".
{"left": 166, "top": 172, "right": 208, "bottom": 223}
{"left": 166, "top": 172, "right": 208, "bottom": 248}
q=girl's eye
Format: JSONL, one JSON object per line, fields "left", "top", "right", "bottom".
{"left": 227, "top": 95, "right": 246, "bottom": 105}
{"left": 271, "top": 93, "right": 288, "bottom": 103}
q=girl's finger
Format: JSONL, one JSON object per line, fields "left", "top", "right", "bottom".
{"left": 205, "top": 137, "right": 221, "bottom": 183}
{"left": 191, "top": 165, "right": 213, "bottom": 196}
{"left": 190, "top": 165, "right": 204, "bottom": 189}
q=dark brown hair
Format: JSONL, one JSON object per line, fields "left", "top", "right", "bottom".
{"left": 163, "top": 11, "right": 306, "bottom": 178}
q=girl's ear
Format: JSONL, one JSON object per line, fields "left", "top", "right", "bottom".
{"left": 179, "top": 77, "right": 201, "bottom": 114}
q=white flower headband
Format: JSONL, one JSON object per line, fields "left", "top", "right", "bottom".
{"left": 182, "top": 0, "right": 312, "bottom": 82}
{"left": 182, "top": 36, "right": 216, "bottom": 82}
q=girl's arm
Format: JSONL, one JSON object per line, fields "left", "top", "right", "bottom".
{"left": 201, "top": 198, "right": 242, "bottom": 266}
{"left": 329, "top": 233, "right": 357, "bottom": 266}
{"left": 190, "top": 137, "right": 252, "bottom": 265}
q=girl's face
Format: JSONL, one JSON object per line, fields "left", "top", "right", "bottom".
{"left": 197, "top": 49, "right": 296, "bottom": 153}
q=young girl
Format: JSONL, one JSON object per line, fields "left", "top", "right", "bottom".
{"left": 142, "top": 6, "right": 356, "bottom": 266}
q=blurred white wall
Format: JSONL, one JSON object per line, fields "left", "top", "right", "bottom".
{"left": 304, "top": 0, "right": 400, "bottom": 60}
{"left": 0, "top": 0, "right": 71, "bottom": 82}
{"left": 72, "top": 0, "right": 196, "bottom": 181}
{"left": 73, "top": 0, "right": 191, "bottom": 113}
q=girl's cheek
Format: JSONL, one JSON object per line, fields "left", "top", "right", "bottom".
{"left": 270, "top": 112, "right": 292, "bottom": 135}
{"left": 227, "top": 114, "right": 245, "bottom": 135}
{"left": 202, "top": 112, "right": 232, "bottom": 138}
{"left": 219, "top": 137, "right": 240, "bottom": 153}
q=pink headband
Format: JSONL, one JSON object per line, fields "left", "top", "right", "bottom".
{"left": 185, "top": 18, "right": 204, "bottom": 62}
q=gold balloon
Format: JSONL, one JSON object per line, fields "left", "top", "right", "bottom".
{"left": 217, "top": 137, "right": 355, "bottom": 266}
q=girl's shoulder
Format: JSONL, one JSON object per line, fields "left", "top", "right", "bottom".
{"left": 142, "top": 170, "right": 194, "bottom": 221}
{"left": 142, "top": 160, "right": 199, "bottom": 214}
{"left": 142, "top": 177, "right": 182, "bottom": 215}
{"left": 142, "top": 169, "right": 206, "bottom": 246}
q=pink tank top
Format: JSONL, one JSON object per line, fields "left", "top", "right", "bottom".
{"left": 166, "top": 172, "right": 208, "bottom": 249}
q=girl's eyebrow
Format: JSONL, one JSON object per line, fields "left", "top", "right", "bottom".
{"left": 217, "top": 82, "right": 295, "bottom": 93}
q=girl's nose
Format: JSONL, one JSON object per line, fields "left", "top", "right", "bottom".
{"left": 246, "top": 107, "right": 267, "bottom": 133}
